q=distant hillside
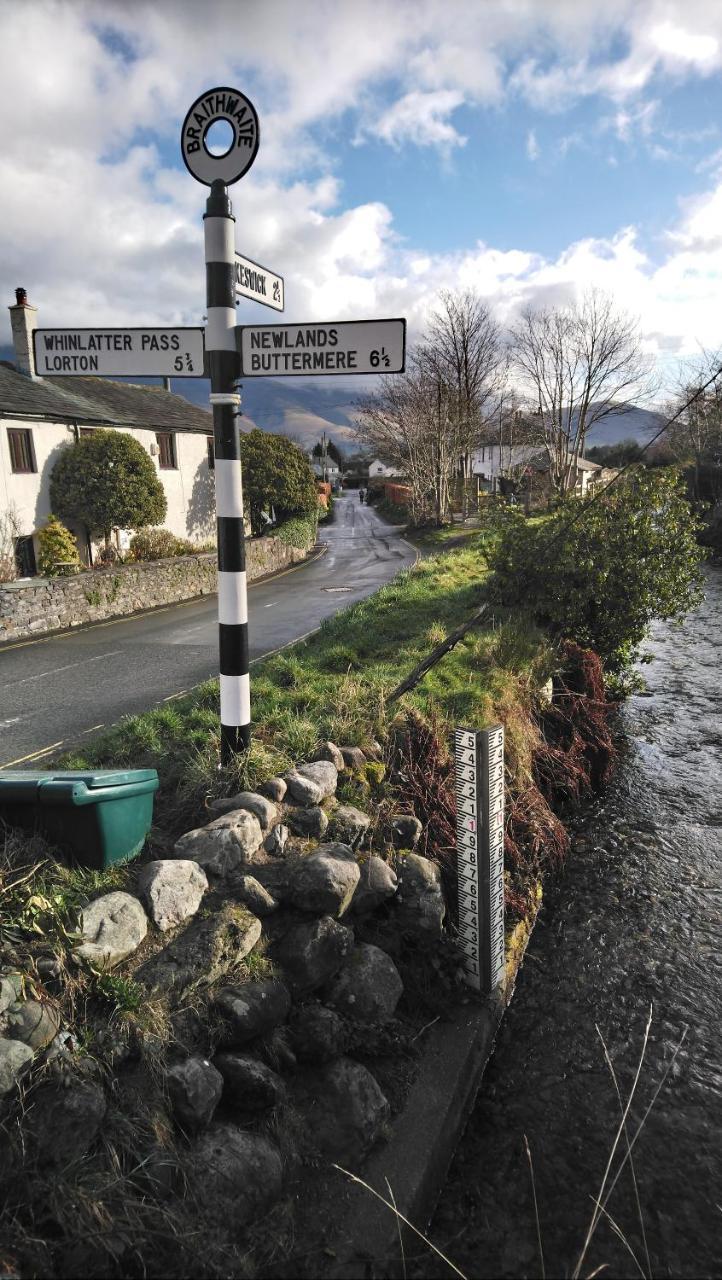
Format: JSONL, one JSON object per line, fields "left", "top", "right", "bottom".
{"left": 0, "top": 344, "right": 664, "bottom": 453}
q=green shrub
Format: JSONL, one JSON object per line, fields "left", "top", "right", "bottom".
{"left": 487, "top": 468, "right": 705, "bottom": 674}
{"left": 37, "top": 515, "right": 80, "bottom": 576}
{"left": 273, "top": 513, "right": 318, "bottom": 550}
{"left": 129, "top": 528, "right": 208, "bottom": 560}
{"left": 50, "top": 428, "right": 166, "bottom": 549}
{"left": 240, "top": 429, "right": 318, "bottom": 535}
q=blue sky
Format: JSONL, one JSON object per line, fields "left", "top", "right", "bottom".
{"left": 4, "top": 0, "right": 722, "bottom": 395}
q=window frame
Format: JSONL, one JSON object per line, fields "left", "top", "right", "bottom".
{"left": 7, "top": 428, "right": 37, "bottom": 474}
{"left": 156, "top": 431, "right": 177, "bottom": 470}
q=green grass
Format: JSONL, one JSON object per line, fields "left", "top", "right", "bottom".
{"left": 58, "top": 542, "right": 554, "bottom": 838}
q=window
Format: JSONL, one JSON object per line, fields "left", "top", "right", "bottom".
{"left": 79, "top": 427, "right": 96, "bottom": 437}
{"left": 14, "top": 535, "right": 36, "bottom": 578}
{"left": 206, "top": 436, "right": 215, "bottom": 469}
{"left": 7, "top": 428, "right": 36, "bottom": 473}
{"left": 156, "top": 432, "right": 177, "bottom": 469}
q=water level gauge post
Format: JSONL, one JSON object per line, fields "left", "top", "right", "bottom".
{"left": 455, "top": 725, "right": 506, "bottom": 995}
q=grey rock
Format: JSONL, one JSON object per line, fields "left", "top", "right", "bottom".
{"left": 189, "top": 1125, "right": 283, "bottom": 1224}
{"left": 5, "top": 998, "right": 61, "bottom": 1050}
{"left": 352, "top": 856, "right": 399, "bottom": 914}
{"left": 214, "top": 1052, "right": 285, "bottom": 1110}
{"left": 259, "top": 776, "right": 288, "bottom": 802}
{"left": 75, "top": 892, "right": 148, "bottom": 968}
{"left": 208, "top": 791, "right": 278, "bottom": 831}
{"left": 302, "top": 1057, "right": 389, "bottom": 1162}
{"left": 173, "top": 810, "right": 263, "bottom": 878}
{"left": 264, "top": 823, "right": 290, "bottom": 856}
{"left": 137, "top": 903, "right": 261, "bottom": 996}
{"left": 316, "top": 740, "right": 345, "bottom": 771}
{"left": 537, "top": 676, "right": 554, "bottom": 706}
{"left": 286, "top": 844, "right": 360, "bottom": 917}
{"left": 391, "top": 814, "right": 423, "bottom": 849}
{"left": 0, "top": 1037, "right": 34, "bottom": 1097}
{"left": 167, "top": 1057, "right": 223, "bottom": 1132}
{"left": 341, "top": 746, "right": 367, "bottom": 770}
{"left": 286, "top": 760, "right": 338, "bottom": 804}
{"left": 214, "top": 979, "right": 292, "bottom": 1045}
{"left": 395, "top": 853, "right": 446, "bottom": 936}
{"left": 36, "top": 956, "right": 62, "bottom": 982}
{"left": 28, "top": 1081, "right": 107, "bottom": 1165}
{"left": 137, "top": 860, "right": 208, "bottom": 932}
{"left": 289, "top": 1005, "right": 346, "bottom": 1063}
{"left": 327, "top": 804, "right": 371, "bottom": 849}
{"left": 288, "top": 805, "right": 329, "bottom": 839}
{"left": 273, "top": 915, "right": 352, "bottom": 993}
{"left": 232, "top": 875, "right": 278, "bottom": 917}
{"left": 326, "top": 943, "right": 403, "bottom": 1024}
{"left": 0, "top": 973, "right": 25, "bottom": 1013}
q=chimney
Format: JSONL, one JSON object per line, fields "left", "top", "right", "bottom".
{"left": 9, "top": 287, "right": 38, "bottom": 379}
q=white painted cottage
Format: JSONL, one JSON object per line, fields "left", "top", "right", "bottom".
{"left": 1, "top": 289, "right": 216, "bottom": 575}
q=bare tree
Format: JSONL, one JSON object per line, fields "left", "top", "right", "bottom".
{"left": 509, "top": 289, "right": 652, "bottom": 496}
{"left": 664, "top": 350, "right": 722, "bottom": 502}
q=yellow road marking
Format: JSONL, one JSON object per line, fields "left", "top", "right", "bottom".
{"left": 0, "top": 740, "right": 65, "bottom": 769}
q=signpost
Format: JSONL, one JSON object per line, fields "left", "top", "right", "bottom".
{"left": 455, "top": 725, "right": 506, "bottom": 994}
{"left": 235, "top": 252, "right": 284, "bottom": 312}
{"left": 238, "top": 318, "right": 406, "bottom": 377}
{"left": 33, "top": 328, "right": 204, "bottom": 378}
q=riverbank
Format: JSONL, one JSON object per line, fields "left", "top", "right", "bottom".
{"left": 0, "top": 541, "right": 617, "bottom": 1278}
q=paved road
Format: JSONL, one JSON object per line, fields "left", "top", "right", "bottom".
{"left": 0, "top": 495, "right": 414, "bottom": 768}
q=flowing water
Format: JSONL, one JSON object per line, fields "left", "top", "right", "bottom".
{"left": 418, "top": 565, "right": 722, "bottom": 1279}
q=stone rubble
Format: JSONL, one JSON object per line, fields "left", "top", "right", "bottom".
{"left": 75, "top": 891, "right": 148, "bottom": 968}
{"left": 167, "top": 1056, "right": 223, "bottom": 1132}
{"left": 208, "top": 791, "right": 278, "bottom": 831}
{"left": 137, "top": 859, "right": 208, "bottom": 932}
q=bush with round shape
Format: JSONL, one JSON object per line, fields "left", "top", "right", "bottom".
{"left": 36, "top": 515, "right": 80, "bottom": 577}
{"left": 50, "top": 429, "right": 166, "bottom": 550}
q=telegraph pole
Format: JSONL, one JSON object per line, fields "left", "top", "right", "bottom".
{"left": 204, "top": 179, "right": 250, "bottom": 757}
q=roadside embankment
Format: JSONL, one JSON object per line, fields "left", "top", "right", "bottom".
{"left": 0, "top": 540, "right": 615, "bottom": 1278}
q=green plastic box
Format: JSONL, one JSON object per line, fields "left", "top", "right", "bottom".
{"left": 0, "top": 768, "right": 159, "bottom": 870}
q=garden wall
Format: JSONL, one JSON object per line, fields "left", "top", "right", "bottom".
{"left": 0, "top": 536, "right": 311, "bottom": 645}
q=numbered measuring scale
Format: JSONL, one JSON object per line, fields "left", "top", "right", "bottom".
{"left": 455, "top": 726, "right": 506, "bottom": 994}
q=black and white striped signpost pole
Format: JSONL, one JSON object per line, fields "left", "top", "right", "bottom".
{"left": 181, "top": 88, "right": 260, "bottom": 761}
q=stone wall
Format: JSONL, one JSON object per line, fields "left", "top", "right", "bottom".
{"left": 0, "top": 536, "right": 310, "bottom": 644}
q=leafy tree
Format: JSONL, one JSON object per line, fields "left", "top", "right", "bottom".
{"left": 486, "top": 469, "right": 704, "bottom": 675}
{"left": 240, "top": 429, "right": 318, "bottom": 536}
{"left": 312, "top": 439, "right": 343, "bottom": 466}
{"left": 37, "top": 515, "right": 80, "bottom": 576}
{"left": 50, "top": 429, "right": 166, "bottom": 549}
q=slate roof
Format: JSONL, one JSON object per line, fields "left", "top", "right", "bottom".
{"left": 0, "top": 361, "right": 212, "bottom": 433}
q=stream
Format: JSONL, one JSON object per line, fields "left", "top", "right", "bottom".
{"left": 416, "top": 565, "right": 722, "bottom": 1279}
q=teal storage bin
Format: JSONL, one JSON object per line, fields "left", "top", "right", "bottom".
{"left": 0, "top": 769, "right": 159, "bottom": 869}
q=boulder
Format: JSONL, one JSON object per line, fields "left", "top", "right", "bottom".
{"left": 0, "top": 1037, "right": 34, "bottom": 1097}
{"left": 137, "top": 903, "right": 261, "bottom": 996}
{"left": 28, "top": 1081, "right": 107, "bottom": 1166}
{"left": 232, "top": 875, "right": 278, "bottom": 917}
{"left": 395, "top": 853, "right": 446, "bottom": 937}
{"left": 391, "top": 814, "right": 423, "bottom": 849}
{"left": 137, "top": 860, "right": 207, "bottom": 932}
{"left": 75, "top": 892, "right": 148, "bottom": 969}
{"left": 352, "top": 856, "right": 398, "bottom": 914}
{"left": 289, "top": 1005, "right": 346, "bottom": 1063}
{"left": 315, "top": 741, "right": 345, "bottom": 771}
{"left": 327, "top": 805, "right": 371, "bottom": 849}
{"left": 208, "top": 792, "right": 277, "bottom": 831}
{"left": 167, "top": 1057, "right": 223, "bottom": 1132}
{"left": 285, "top": 844, "right": 360, "bottom": 917}
{"left": 214, "top": 1053, "right": 285, "bottom": 1110}
{"left": 259, "top": 776, "right": 287, "bottom": 803}
{"left": 264, "top": 823, "right": 290, "bottom": 856}
{"left": 273, "top": 916, "right": 352, "bottom": 993}
{"left": 4, "top": 998, "right": 60, "bottom": 1050}
{"left": 286, "top": 761, "right": 338, "bottom": 804}
{"left": 302, "top": 1057, "right": 389, "bottom": 1163}
{"left": 0, "top": 973, "right": 24, "bottom": 1014}
{"left": 287, "top": 805, "right": 328, "bottom": 840}
{"left": 341, "top": 746, "right": 367, "bottom": 770}
{"left": 172, "top": 811, "right": 263, "bottom": 878}
{"left": 188, "top": 1126, "right": 283, "bottom": 1224}
{"left": 214, "top": 979, "right": 291, "bottom": 1046}
{"left": 326, "top": 943, "right": 403, "bottom": 1024}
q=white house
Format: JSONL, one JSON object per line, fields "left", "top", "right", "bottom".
{"left": 1, "top": 289, "right": 217, "bottom": 575}
{"left": 470, "top": 442, "right": 603, "bottom": 495}
{"left": 310, "top": 457, "right": 340, "bottom": 482}
{"left": 368, "top": 457, "right": 398, "bottom": 478}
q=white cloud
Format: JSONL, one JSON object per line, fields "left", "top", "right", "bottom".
{"left": 526, "top": 129, "right": 539, "bottom": 160}
{"left": 367, "top": 91, "right": 467, "bottom": 151}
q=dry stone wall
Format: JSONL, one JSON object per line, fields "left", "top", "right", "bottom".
{"left": 0, "top": 537, "right": 310, "bottom": 644}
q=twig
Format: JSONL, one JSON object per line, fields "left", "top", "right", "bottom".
{"left": 387, "top": 604, "right": 488, "bottom": 704}
{"left": 386, "top": 1177, "right": 406, "bottom": 1279}
{"left": 596, "top": 1026, "right": 652, "bottom": 1277}
{"left": 588, "top": 1199, "right": 647, "bottom": 1280}
{"left": 410, "top": 1015, "right": 440, "bottom": 1045}
{"left": 524, "top": 1134, "right": 545, "bottom": 1280}
{"left": 332, "top": 1165, "right": 467, "bottom": 1279}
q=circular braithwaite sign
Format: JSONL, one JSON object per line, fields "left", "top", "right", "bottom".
{"left": 181, "top": 86, "right": 260, "bottom": 186}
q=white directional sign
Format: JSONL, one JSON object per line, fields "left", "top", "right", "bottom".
{"left": 235, "top": 253, "right": 284, "bottom": 312}
{"left": 238, "top": 318, "right": 406, "bottom": 377}
{"left": 33, "top": 328, "right": 205, "bottom": 378}
{"left": 455, "top": 725, "right": 506, "bottom": 995}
